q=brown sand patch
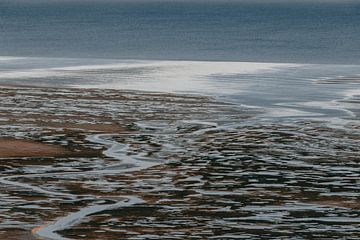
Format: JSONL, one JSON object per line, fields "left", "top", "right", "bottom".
{"left": 0, "top": 138, "right": 73, "bottom": 158}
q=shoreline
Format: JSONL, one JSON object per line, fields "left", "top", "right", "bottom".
{"left": 2, "top": 55, "right": 360, "bottom": 66}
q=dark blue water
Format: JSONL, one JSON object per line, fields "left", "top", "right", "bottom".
{"left": 1, "top": 0, "right": 360, "bottom": 64}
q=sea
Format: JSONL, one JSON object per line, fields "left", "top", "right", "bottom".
{"left": 1, "top": 0, "right": 360, "bottom": 64}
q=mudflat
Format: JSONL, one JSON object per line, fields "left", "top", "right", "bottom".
{"left": 0, "top": 138, "right": 72, "bottom": 158}
{"left": 0, "top": 86, "right": 359, "bottom": 240}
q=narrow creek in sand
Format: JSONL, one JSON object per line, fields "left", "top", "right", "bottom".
{"left": 0, "top": 133, "right": 159, "bottom": 239}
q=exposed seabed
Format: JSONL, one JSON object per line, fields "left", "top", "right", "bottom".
{"left": 0, "top": 86, "right": 359, "bottom": 239}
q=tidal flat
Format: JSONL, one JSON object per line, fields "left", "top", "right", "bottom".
{"left": 0, "top": 86, "right": 359, "bottom": 240}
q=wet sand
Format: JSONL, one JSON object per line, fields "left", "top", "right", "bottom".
{"left": 0, "top": 86, "right": 359, "bottom": 240}
{"left": 0, "top": 138, "right": 73, "bottom": 158}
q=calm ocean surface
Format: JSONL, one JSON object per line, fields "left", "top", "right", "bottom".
{"left": 1, "top": 0, "right": 360, "bottom": 64}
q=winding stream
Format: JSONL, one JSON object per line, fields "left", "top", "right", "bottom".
{"left": 0, "top": 132, "right": 164, "bottom": 239}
